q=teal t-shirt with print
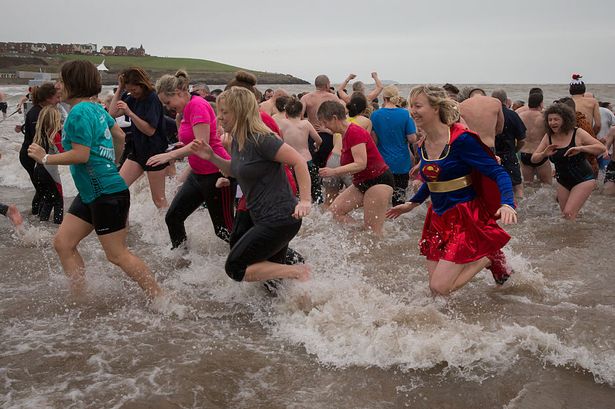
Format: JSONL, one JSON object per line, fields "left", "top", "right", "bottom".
{"left": 62, "top": 102, "right": 127, "bottom": 203}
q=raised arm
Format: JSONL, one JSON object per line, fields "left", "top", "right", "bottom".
{"left": 366, "top": 72, "right": 384, "bottom": 102}
{"left": 592, "top": 102, "right": 602, "bottom": 135}
{"left": 337, "top": 74, "right": 355, "bottom": 104}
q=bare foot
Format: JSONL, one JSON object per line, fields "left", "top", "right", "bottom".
{"left": 293, "top": 264, "right": 311, "bottom": 282}
{"left": 7, "top": 205, "right": 23, "bottom": 228}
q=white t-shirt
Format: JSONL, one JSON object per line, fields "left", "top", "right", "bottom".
{"left": 597, "top": 107, "right": 615, "bottom": 140}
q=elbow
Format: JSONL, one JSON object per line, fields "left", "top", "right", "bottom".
{"left": 76, "top": 152, "right": 90, "bottom": 164}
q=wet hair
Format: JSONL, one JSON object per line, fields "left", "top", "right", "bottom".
{"left": 409, "top": 85, "right": 460, "bottom": 126}
{"left": 34, "top": 105, "right": 61, "bottom": 148}
{"left": 529, "top": 87, "right": 543, "bottom": 96}
{"left": 557, "top": 96, "right": 576, "bottom": 111}
{"left": 218, "top": 87, "right": 272, "bottom": 151}
{"left": 569, "top": 73, "right": 586, "bottom": 95}
{"left": 442, "top": 83, "right": 460, "bottom": 95}
{"left": 31, "top": 82, "right": 57, "bottom": 105}
{"left": 347, "top": 92, "right": 368, "bottom": 117}
{"left": 491, "top": 89, "right": 507, "bottom": 104}
{"left": 352, "top": 81, "right": 365, "bottom": 93}
{"left": 544, "top": 103, "right": 576, "bottom": 136}
{"left": 121, "top": 66, "right": 154, "bottom": 94}
{"left": 528, "top": 92, "right": 543, "bottom": 108}
{"left": 284, "top": 97, "right": 303, "bottom": 118}
{"left": 469, "top": 88, "right": 486, "bottom": 97}
{"left": 599, "top": 101, "right": 611, "bottom": 109}
{"left": 317, "top": 100, "right": 347, "bottom": 121}
{"left": 275, "top": 95, "right": 290, "bottom": 113}
{"left": 61, "top": 60, "right": 101, "bottom": 99}
{"left": 314, "top": 75, "right": 330, "bottom": 89}
{"left": 156, "top": 70, "right": 190, "bottom": 95}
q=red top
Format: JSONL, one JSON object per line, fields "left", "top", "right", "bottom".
{"left": 341, "top": 123, "right": 388, "bottom": 184}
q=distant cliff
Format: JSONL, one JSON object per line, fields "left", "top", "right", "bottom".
{"left": 0, "top": 53, "right": 309, "bottom": 85}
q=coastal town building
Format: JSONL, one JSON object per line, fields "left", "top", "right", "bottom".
{"left": 0, "top": 42, "right": 147, "bottom": 57}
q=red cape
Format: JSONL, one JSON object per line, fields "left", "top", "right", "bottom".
{"left": 449, "top": 123, "right": 503, "bottom": 216}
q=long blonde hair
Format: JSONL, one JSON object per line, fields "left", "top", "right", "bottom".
{"left": 219, "top": 87, "right": 273, "bottom": 151}
{"left": 409, "top": 85, "right": 460, "bottom": 125}
{"left": 34, "top": 105, "right": 62, "bottom": 150}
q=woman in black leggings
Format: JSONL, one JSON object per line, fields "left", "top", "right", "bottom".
{"left": 191, "top": 87, "right": 312, "bottom": 283}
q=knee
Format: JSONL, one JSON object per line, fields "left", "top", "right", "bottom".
{"left": 224, "top": 258, "right": 246, "bottom": 282}
{"left": 53, "top": 233, "right": 75, "bottom": 255}
{"left": 152, "top": 195, "right": 167, "bottom": 209}
{"left": 429, "top": 280, "right": 452, "bottom": 296}
{"left": 105, "top": 249, "right": 128, "bottom": 266}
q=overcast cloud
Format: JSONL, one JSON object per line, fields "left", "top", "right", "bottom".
{"left": 2, "top": 0, "right": 614, "bottom": 84}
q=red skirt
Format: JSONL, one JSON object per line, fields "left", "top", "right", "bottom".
{"left": 419, "top": 198, "right": 510, "bottom": 264}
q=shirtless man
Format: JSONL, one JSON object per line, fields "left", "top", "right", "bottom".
{"left": 0, "top": 90, "right": 7, "bottom": 119}
{"left": 259, "top": 88, "right": 289, "bottom": 116}
{"left": 515, "top": 88, "right": 542, "bottom": 114}
{"left": 459, "top": 88, "right": 504, "bottom": 149}
{"left": 337, "top": 72, "right": 384, "bottom": 104}
{"left": 569, "top": 75, "right": 601, "bottom": 135}
{"left": 300, "top": 75, "right": 341, "bottom": 168}
{"left": 518, "top": 92, "right": 552, "bottom": 184}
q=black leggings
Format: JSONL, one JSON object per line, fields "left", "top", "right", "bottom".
{"left": 19, "top": 146, "right": 41, "bottom": 214}
{"left": 166, "top": 172, "right": 235, "bottom": 248}
{"left": 226, "top": 211, "right": 302, "bottom": 281}
{"left": 33, "top": 165, "right": 63, "bottom": 224}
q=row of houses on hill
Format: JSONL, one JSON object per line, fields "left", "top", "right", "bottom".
{"left": 0, "top": 42, "right": 147, "bottom": 57}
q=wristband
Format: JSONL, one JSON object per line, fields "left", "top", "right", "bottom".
{"left": 42, "top": 154, "right": 49, "bottom": 164}
{"left": 500, "top": 204, "right": 517, "bottom": 214}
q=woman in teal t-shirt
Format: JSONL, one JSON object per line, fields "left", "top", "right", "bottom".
{"left": 28, "top": 60, "right": 163, "bottom": 301}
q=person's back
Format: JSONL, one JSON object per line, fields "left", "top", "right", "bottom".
{"left": 569, "top": 74, "right": 601, "bottom": 134}
{"left": 279, "top": 118, "right": 314, "bottom": 162}
{"left": 459, "top": 89, "right": 503, "bottom": 148}
{"left": 598, "top": 106, "right": 615, "bottom": 140}
{"left": 518, "top": 109, "right": 545, "bottom": 154}
{"left": 301, "top": 89, "right": 340, "bottom": 132}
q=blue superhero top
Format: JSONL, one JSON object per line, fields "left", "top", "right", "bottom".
{"left": 409, "top": 123, "right": 514, "bottom": 216}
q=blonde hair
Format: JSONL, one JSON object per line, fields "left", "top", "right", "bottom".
{"left": 218, "top": 87, "right": 273, "bottom": 151}
{"left": 34, "top": 105, "right": 62, "bottom": 149}
{"left": 409, "top": 85, "right": 460, "bottom": 125}
{"left": 155, "top": 70, "right": 190, "bottom": 95}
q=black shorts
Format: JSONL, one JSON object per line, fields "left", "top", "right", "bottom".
{"left": 519, "top": 152, "right": 548, "bottom": 168}
{"left": 499, "top": 152, "right": 522, "bottom": 186}
{"left": 355, "top": 169, "right": 395, "bottom": 193}
{"left": 124, "top": 137, "right": 169, "bottom": 172}
{"left": 68, "top": 189, "right": 130, "bottom": 235}
{"left": 605, "top": 161, "right": 615, "bottom": 184}
{"left": 0, "top": 102, "right": 7, "bottom": 113}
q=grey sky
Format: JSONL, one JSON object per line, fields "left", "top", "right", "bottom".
{"left": 2, "top": 0, "right": 614, "bottom": 84}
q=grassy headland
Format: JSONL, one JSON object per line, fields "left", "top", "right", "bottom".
{"left": 0, "top": 53, "right": 309, "bottom": 85}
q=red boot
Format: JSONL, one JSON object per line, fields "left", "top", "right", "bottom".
{"left": 486, "top": 250, "right": 512, "bottom": 285}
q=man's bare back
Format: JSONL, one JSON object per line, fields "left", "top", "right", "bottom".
{"left": 300, "top": 90, "right": 340, "bottom": 133}
{"left": 459, "top": 95, "right": 504, "bottom": 148}
{"left": 571, "top": 95, "right": 601, "bottom": 134}
{"left": 279, "top": 118, "right": 321, "bottom": 162}
{"left": 518, "top": 109, "right": 546, "bottom": 153}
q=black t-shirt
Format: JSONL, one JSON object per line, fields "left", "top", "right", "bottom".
{"left": 495, "top": 106, "right": 527, "bottom": 155}
{"left": 121, "top": 91, "right": 167, "bottom": 155}
{"left": 231, "top": 134, "right": 297, "bottom": 226}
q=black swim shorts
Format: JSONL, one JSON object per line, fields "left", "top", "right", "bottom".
{"left": 499, "top": 152, "right": 522, "bottom": 185}
{"left": 123, "top": 138, "right": 169, "bottom": 172}
{"left": 355, "top": 169, "right": 395, "bottom": 194}
{"left": 519, "top": 152, "right": 548, "bottom": 168}
{"left": 68, "top": 189, "right": 130, "bottom": 235}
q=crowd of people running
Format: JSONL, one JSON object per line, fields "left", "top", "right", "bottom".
{"left": 2, "top": 60, "right": 612, "bottom": 304}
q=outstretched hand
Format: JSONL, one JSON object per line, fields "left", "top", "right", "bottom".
{"left": 495, "top": 205, "right": 517, "bottom": 225}
{"left": 27, "top": 143, "right": 46, "bottom": 163}
{"left": 190, "top": 139, "right": 213, "bottom": 161}
{"left": 385, "top": 202, "right": 418, "bottom": 219}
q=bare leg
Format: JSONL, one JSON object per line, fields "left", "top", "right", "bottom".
{"left": 119, "top": 159, "right": 145, "bottom": 186}
{"left": 244, "top": 261, "right": 310, "bottom": 282}
{"left": 145, "top": 169, "right": 168, "bottom": 209}
{"left": 520, "top": 163, "right": 535, "bottom": 184}
{"left": 603, "top": 181, "right": 615, "bottom": 195}
{"left": 537, "top": 162, "right": 553, "bottom": 185}
{"left": 98, "top": 228, "right": 163, "bottom": 299}
{"left": 561, "top": 179, "right": 596, "bottom": 220}
{"left": 322, "top": 185, "right": 341, "bottom": 208}
{"left": 362, "top": 184, "right": 393, "bottom": 237}
{"left": 555, "top": 183, "right": 570, "bottom": 213}
{"left": 513, "top": 183, "right": 524, "bottom": 200}
{"left": 6, "top": 205, "right": 23, "bottom": 227}
{"left": 328, "top": 185, "right": 364, "bottom": 225}
{"left": 429, "top": 258, "right": 489, "bottom": 296}
{"left": 53, "top": 213, "right": 95, "bottom": 297}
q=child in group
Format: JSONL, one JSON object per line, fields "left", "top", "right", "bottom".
{"left": 278, "top": 97, "right": 322, "bottom": 201}
{"left": 32, "top": 105, "right": 64, "bottom": 224}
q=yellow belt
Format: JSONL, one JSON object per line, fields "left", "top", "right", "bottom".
{"left": 427, "top": 175, "right": 472, "bottom": 193}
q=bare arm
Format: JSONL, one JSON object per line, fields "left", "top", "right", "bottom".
{"left": 190, "top": 140, "right": 232, "bottom": 176}
{"left": 366, "top": 72, "right": 383, "bottom": 102}
{"left": 530, "top": 134, "right": 553, "bottom": 163}
{"left": 108, "top": 82, "right": 125, "bottom": 118}
{"left": 337, "top": 74, "right": 355, "bottom": 104}
{"left": 306, "top": 121, "right": 322, "bottom": 148}
{"left": 274, "top": 143, "right": 311, "bottom": 206}
{"left": 574, "top": 128, "right": 606, "bottom": 156}
{"left": 117, "top": 101, "right": 156, "bottom": 137}
{"left": 323, "top": 143, "right": 367, "bottom": 176}
{"left": 592, "top": 102, "right": 601, "bottom": 135}
{"left": 28, "top": 142, "right": 90, "bottom": 165}
{"left": 495, "top": 105, "right": 505, "bottom": 134}
{"left": 110, "top": 123, "right": 125, "bottom": 162}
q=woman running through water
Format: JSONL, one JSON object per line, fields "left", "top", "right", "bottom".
{"left": 190, "top": 86, "right": 311, "bottom": 283}
{"left": 108, "top": 67, "right": 168, "bottom": 209}
{"left": 32, "top": 105, "right": 64, "bottom": 224}
{"left": 28, "top": 60, "right": 163, "bottom": 300}
{"left": 387, "top": 85, "right": 517, "bottom": 296}
{"left": 147, "top": 70, "right": 235, "bottom": 248}
{"left": 531, "top": 103, "right": 606, "bottom": 220}
{"left": 16, "top": 83, "right": 61, "bottom": 214}
{"left": 317, "top": 100, "right": 394, "bottom": 237}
